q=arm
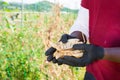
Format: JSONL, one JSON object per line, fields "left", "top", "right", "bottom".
{"left": 71, "top": 32, "right": 120, "bottom": 63}
{"left": 69, "top": 6, "right": 120, "bottom": 63}
{"left": 71, "top": 33, "right": 120, "bottom": 63}
{"left": 104, "top": 48, "right": 120, "bottom": 63}
{"left": 69, "top": 6, "right": 89, "bottom": 41}
{"left": 53, "top": 4, "right": 120, "bottom": 67}
{"left": 70, "top": 7, "right": 120, "bottom": 63}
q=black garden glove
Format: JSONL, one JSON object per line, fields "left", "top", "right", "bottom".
{"left": 45, "top": 34, "right": 78, "bottom": 64}
{"left": 57, "top": 44, "right": 104, "bottom": 67}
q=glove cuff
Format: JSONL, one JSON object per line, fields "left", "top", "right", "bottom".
{"left": 96, "top": 46, "right": 104, "bottom": 59}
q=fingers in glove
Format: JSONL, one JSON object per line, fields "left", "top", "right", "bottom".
{"left": 63, "top": 56, "right": 80, "bottom": 63}
{"left": 45, "top": 47, "right": 56, "bottom": 56}
{"left": 57, "top": 58, "right": 77, "bottom": 66}
{"left": 47, "top": 55, "right": 54, "bottom": 62}
{"left": 59, "top": 34, "right": 69, "bottom": 43}
{"left": 52, "top": 57, "right": 58, "bottom": 63}
{"left": 57, "top": 61, "right": 63, "bottom": 65}
{"left": 59, "top": 34, "right": 76, "bottom": 43}
{"left": 73, "top": 44, "right": 87, "bottom": 50}
{"left": 62, "top": 56, "right": 86, "bottom": 67}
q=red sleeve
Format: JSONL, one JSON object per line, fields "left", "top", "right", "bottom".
{"left": 81, "top": 0, "right": 89, "bottom": 9}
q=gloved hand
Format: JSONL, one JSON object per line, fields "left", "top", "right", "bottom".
{"left": 57, "top": 44, "right": 104, "bottom": 67}
{"left": 45, "top": 34, "right": 78, "bottom": 64}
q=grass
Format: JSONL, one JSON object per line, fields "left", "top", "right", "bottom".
{"left": 0, "top": 7, "right": 85, "bottom": 80}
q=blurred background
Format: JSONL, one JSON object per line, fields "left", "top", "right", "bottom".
{"left": 0, "top": 0, "right": 85, "bottom": 80}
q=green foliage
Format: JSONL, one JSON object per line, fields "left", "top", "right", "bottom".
{"left": 2, "top": 1, "right": 78, "bottom": 13}
{"left": 61, "top": 8, "right": 78, "bottom": 13}
{"left": 0, "top": 1, "right": 9, "bottom": 10}
{"left": 24, "top": 1, "right": 53, "bottom": 12}
{"left": 0, "top": 27, "right": 46, "bottom": 79}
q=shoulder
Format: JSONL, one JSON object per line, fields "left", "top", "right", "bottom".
{"left": 81, "top": 0, "right": 90, "bottom": 9}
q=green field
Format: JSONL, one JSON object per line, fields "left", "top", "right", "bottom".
{"left": 0, "top": 12, "right": 85, "bottom": 80}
